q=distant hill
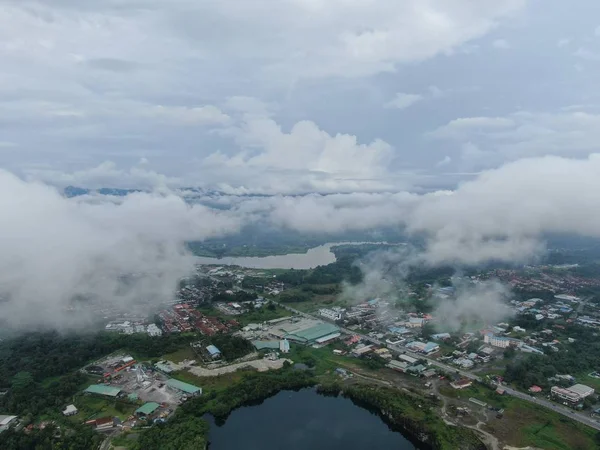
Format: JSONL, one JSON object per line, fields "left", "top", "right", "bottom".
{"left": 63, "top": 186, "right": 141, "bottom": 198}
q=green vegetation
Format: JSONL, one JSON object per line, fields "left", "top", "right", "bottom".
{"left": 235, "top": 304, "right": 291, "bottom": 325}
{"left": 0, "top": 331, "right": 196, "bottom": 418}
{"left": 209, "top": 335, "right": 254, "bottom": 361}
{"left": 1, "top": 422, "right": 101, "bottom": 450}
{"left": 339, "top": 384, "right": 485, "bottom": 450}
{"left": 490, "top": 400, "right": 598, "bottom": 450}
{"left": 0, "top": 331, "right": 197, "bottom": 387}
{"left": 438, "top": 381, "right": 599, "bottom": 450}
{"left": 275, "top": 255, "right": 363, "bottom": 285}
{"left": 504, "top": 323, "right": 600, "bottom": 390}
{"left": 74, "top": 394, "right": 137, "bottom": 421}
{"left": 130, "top": 368, "right": 316, "bottom": 450}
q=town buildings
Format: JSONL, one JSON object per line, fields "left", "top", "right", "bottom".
{"left": 406, "top": 341, "right": 439, "bottom": 354}
{"left": 551, "top": 384, "right": 594, "bottom": 407}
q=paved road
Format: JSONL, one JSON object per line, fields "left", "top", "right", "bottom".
{"left": 276, "top": 302, "right": 600, "bottom": 432}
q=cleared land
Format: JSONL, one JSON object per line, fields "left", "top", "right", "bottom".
{"left": 187, "top": 357, "right": 292, "bottom": 377}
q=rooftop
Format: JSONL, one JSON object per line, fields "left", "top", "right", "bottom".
{"left": 206, "top": 345, "right": 221, "bottom": 355}
{"left": 286, "top": 322, "right": 340, "bottom": 343}
{"left": 135, "top": 402, "right": 160, "bottom": 416}
{"left": 252, "top": 340, "right": 280, "bottom": 350}
{"left": 84, "top": 384, "right": 122, "bottom": 397}
{"left": 0, "top": 415, "right": 17, "bottom": 427}
{"left": 166, "top": 378, "right": 202, "bottom": 395}
{"left": 568, "top": 384, "right": 594, "bottom": 397}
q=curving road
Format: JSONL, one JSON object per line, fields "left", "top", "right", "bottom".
{"left": 275, "top": 302, "right": 600, "bottom": 432}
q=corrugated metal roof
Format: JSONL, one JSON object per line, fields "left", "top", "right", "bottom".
{"left": 252, "top": 340, "right": 280, "bottom": 350}
{"left": 166, "top": 378, "right": 202, "bottom": 394}
{"left": 84, "top": 384, "right": 121, "bottom": 397}
{"left": 135, "top": 402, "right": 160, "bottom": 416}
{"left": 286, "top": 323, "right": 339, "bottom": 343}
{"left": 315, "top": 332, "right": 341, "bottom": 344}
{"left": 206, "top": 345, "right": 221, "bottom": 355}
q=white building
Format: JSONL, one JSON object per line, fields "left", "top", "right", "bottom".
{"left": 147, "top": 324, "right": 163, "bottom": 337}
{"left": 63, "top": 405, "right": 78, "bottom": 416}
{"left": 406, "top": 317, "right": 425, "bottom": 328}
{"left": 484, "top": 333, "right": 516, "bottom": 349}
{"left": 399, "top": 354, "right": 418, "bottom": 365}
{"left": 567, "top": 384, "right": 595, "bottom": 399}
{"left": 319, "top": 308, "right": 342, "bottom": 321}
{"left": 0, "top": 415, "right": 18, "bottom": 433}
{"left": 279, "top": 339, "right": 290, "bottom": 354}
{"left": 513, "top": 326, "right": 526, "bottom": 333}
{"left": 454, "top": 358, "right": 474, "bottom": 369}
{"left": 554, "top": 294, "right": 580, "bottom": 302}
{"left": 551, "top": 386, "right": 583, "bottom": 405}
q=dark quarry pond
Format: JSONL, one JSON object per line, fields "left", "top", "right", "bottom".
{"left": 206, "top": 388, "right": 421, "bottom": 450}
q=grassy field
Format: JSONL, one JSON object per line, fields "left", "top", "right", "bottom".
{"left": 493, "top": 401, "right": 598, "bottom": 450}
{"left": 437, "top": 382, "right": 599, "bottom": 450}
{"left": 197, "top": 304, "right": 291, "bottom": 327}
{"left": 162, "top": 346, "right": 197, "bottom": 363}
{"left": 71, "top": 394, "right": 138, "bottom": 421}
{"left": 575, "top": 371, "right": 600, "bottom": 392}
{"left": 235, "top": 305, "right": 292, "bottom": 326}
{"left": 283, "top": 292, "right": 348, "bottom": 314}
{"left": 173, "top": 369, "right": 250, "bottom": 395}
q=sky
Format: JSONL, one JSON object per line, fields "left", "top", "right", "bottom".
{"left": 5, "top": 1, "right": 600, "bottom": 328}
{"left": 3, "top": 0, "right": 600, "bottom": 194}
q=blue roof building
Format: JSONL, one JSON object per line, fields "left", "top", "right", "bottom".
{"left": 206, "top": 345, "right": 222, "bottom": 358}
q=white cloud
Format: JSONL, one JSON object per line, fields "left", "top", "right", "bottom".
{"left": 557, "top": 38, "right": 571, "bottom": 48}
{"left": 431, "top": 110, "right": 600, "bottom": 162}
{"left": 436, "top": 156, "right": 452, "bottom": 167}
{"left": 574, "top": 47, "right": 600, "bottom": 61}
{"left": 145, "top": 105, "right": 230, "bottom": 126}
{"left": 492, "top": 38, "right": 510, "bottom": 49}
{"left": 384, "top": 92, "right": 423, "bottom": 110}
{"left": 407, "top": 154, "right": 600, "bottom": 264}
{"left": 428, "top": 85, "right": 445, "bottom": 98}
{"left": 430, "top": 116, "right": 516, "bottom": 139}
{"left": 203, "top": 113, "right": 396, "bottom": 193}
{"left": 0, "top": 170, "right": 242, "bottom": 330}
{"left": 24, "top": 161, "right": 180, "bottom": 190}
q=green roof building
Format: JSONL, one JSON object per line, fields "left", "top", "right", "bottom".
{"left": 285, "top": 323, "right": 340, "bottom": 345}
{"left": 252, "top": 340, "right": 280, "bottom": 350}
{"left": 166, "top": 379, "right": 202, "bottom": 396}
{"left": 84, "top": 384, "right": 122, "bottom": 397}
{"left": 135, "top": 402, "right": 160, "bottom": 417}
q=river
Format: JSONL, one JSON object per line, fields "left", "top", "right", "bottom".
{"left": 195, "top": 242, "right": 401, "bottom": 270}
{"left": 206, "top": 388, "right": 419, "bottom": 450}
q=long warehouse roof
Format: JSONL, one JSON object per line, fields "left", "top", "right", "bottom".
{"left": 286, "top": 323, "right": 340, "bottom": 342}
{"left": 135, "top": 402, "right": 160, "bottom": 416}
{"left": 84, "top": 384, "right": 122, "bottom": 397}
{"left": 166, "top": 378, "right": 202, "bottom": 394}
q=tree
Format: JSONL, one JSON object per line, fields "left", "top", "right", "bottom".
{"left": 11, "top": 371, "right": 34, "bottom": 393}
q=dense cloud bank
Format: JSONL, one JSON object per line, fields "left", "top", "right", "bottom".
{"left": 0, "top": 170, "right": 241, "bottom": 330}
{"left": 4, "top": 153, "right": 600, "bottom": 328}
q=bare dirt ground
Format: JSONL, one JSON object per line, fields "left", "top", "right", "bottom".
{"left": 187, "top": 358, "right": 293, "bottom": 377}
